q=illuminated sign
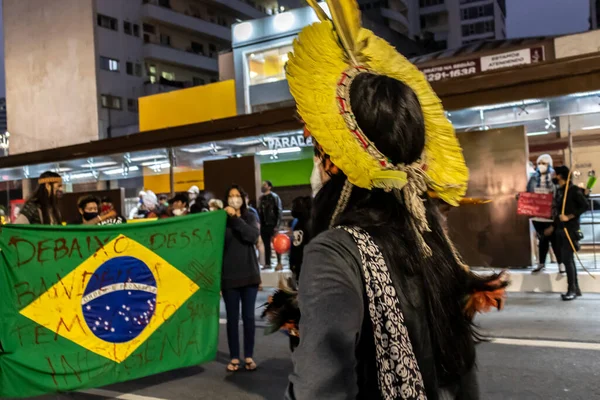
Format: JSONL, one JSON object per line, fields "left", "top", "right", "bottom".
{"left": 267, "top": 134, "right": 313, "bottom": 150}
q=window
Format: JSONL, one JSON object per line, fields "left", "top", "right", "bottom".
{"left": 193, "top": 77, "right": 205, "bottom": 86}
{"left": 133, "top": 24, "right": 140, "bottom": 37}
{"left": 161, "top": 71, "right": 175, "bottom": 81}
{"left": 126, "top": 62, "right": 133, "bottom": 75}
{"left": 160, "top": 34, "right": 171, "bottom": 46}
{"left": 143, "top": 23, "right": 156, "bottom": 34}
{"left": 462, "top": 20, "right": 495, "bottom": 36}
{"left": 97, "top": 14, "right": 118, "bottom": 31}
{"left": 100, "top": 56, "right": 119, "bottom": 72}
{"left": 419, "top": 0, "right": 444, "bottom": 7}
{"left": 209, "top": 44, "right": 217, "bottom": 58}
{"left": 461, "top": 4, "right": 494, "bottom": 20}
{"left": 191, "top": 41, "right": 204, "bottom": 55}
{"left": 135, "top": 63, "right": 143, "bottom": 77}
{"left": 247, "top": 45, "right": 292, "bottom": 85}
{"left": 101, "top": 95, "right": 122, "bottom": 110}
{"left": 148, "top": 64, "right": 157, "bottom": 83}
{"left": 144, "top": 34, "right": 151, "bottom": 43}
{"left": 210, "top": 78, "right": 217, "bottom": 83}
{"left": 124, "top": 21, "right": 132, "bottom": 35}
{"left": 127, "top": 98, "right": 138, "bottom": 113}
{"left": 158, "top": 0, "right": 171, "bottom": 8}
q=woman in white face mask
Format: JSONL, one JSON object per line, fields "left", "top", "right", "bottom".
{"left": 222, "top": 185, "right": 261, "bottom": 373}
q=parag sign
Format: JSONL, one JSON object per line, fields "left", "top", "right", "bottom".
{"left": 267, "top": 134, "right": 313, "bottom": 150}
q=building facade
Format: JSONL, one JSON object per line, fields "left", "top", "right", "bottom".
{"left": 3, "top": 0, "right": 275, "bottom": 154}
{"left": 592, "top": 0, "right": 599, "bottom": 29}
{"left": 417, "top": 0, "right": 506, "bottom": 49}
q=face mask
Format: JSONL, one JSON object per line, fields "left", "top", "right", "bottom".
{"left": 260, "top": 186, "right": 268, "bottom": 194}
{"left": 209, "top": 207, "right": 217, "bottom": 211}
{"left": 188, "top": 193, "right": 197, "bottom": 201}
{"left": 552, "top": 178, "right": 560, "bottom": 185}
{"left": 228, "top": 197, "right": 243, "bottom": 210}
{"left": 172, "top": 209, "right": 185, "bottom": 216}
{"left": 83, "top": 212, "right": 98, "bottom": 221}
{"left": 538, "top": 164, "right": 548, "bottom": 174}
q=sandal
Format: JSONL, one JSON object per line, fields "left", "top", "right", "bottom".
{"left": 226, "top": 359, "right": 240, "bottom": 372}
{"left": 244, "top": 358, "right": 257, "bottom": 371}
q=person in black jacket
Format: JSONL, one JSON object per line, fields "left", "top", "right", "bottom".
{"left": 547, "top": 166, "right": 589, "bottom": 301}
{"left": 222, "top": 185, "right": 261, "bottom": 372}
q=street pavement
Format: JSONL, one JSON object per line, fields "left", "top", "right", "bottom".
{"left": 17, "top": 292, "right": 600, "bottom": 400}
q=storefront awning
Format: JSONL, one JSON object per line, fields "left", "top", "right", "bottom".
{"left": 1, "top": 52, "right": 600, "bottom": 171}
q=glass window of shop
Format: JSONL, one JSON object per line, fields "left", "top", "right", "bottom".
{"left": 246, "top": 45, "right": 293, "bottom": 86}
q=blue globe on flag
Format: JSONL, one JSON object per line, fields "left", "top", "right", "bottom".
{"left": 81, "top": 256, "right": 157, "bottom": 343}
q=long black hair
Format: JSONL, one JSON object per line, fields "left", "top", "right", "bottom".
{"left": 27, "top": 171, "right": 62, "bottom": 225}
{"left": 312, "top": 73, "right": 480, "bottom": 382}
{"left": 224, "top": 184, "right": 248, "bottom": 218}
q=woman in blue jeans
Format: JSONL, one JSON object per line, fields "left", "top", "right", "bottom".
{"left": 222, "top": 184, "right": 261, "bottom": 372}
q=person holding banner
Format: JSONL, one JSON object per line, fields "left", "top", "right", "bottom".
{"left": 222, "top": 184, "right": 261, "bottom": 372}
{"left": 15, "top": 171, "right": 63, "bottom": 225}
{"left": 549, "top": 166, "right": 589, "bottom": 300}
{"left": 527, "top": 154, "right": 561, "bottom": 273}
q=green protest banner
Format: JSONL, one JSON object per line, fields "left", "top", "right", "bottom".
{"left": 0, "top": 211, "right": 226, "bottom": 398}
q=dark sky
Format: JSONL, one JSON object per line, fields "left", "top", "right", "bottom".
{"left": 507, "top": 0, "right": 590, "bottom": 38}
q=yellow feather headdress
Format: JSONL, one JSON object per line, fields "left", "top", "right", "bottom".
{"left": 285, "top": 0, "right": 468, "bottom": 206}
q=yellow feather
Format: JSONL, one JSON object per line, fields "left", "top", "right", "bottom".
{"left": 325, "top": 0, "right": 362, "bottom": 64}
{"left": 305, "top": 0, "right": 330, "bottom": 21}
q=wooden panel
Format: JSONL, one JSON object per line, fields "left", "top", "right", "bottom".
{"left": 447, "top": 127, "right": 530, "bottom": 268}
{"left": 203, "top": 156, "right": 261, "bottom": 206}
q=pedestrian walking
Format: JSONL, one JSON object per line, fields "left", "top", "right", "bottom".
{"left": 222, "top": 185, "right": 261, "bottom": 372}
{"left": 528, "top": 154, "right": 562, "bottom": 273}
{"left": 258, "top": 180, "right": 283, "bottom": 270}
{"left": 549, "top": 166, "right": 589, "bottom": 300}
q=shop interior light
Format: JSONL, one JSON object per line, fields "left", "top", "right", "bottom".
{"left": 103, "top": 166, "right": 140, "bottom": 175}
{"left": 130, "top": 154, "right": 167, "bottom": 162}
{"left": 257, "top": 146, "right": 301, "bottom": 156}
{"left": 526, "top": 131, "right": 549, "bottom": 136}
{"left": 273, "top": 12, "right": 295, "bottom": 31}
{"left": 140, "top": 161, "right": 171, "bottom": 168}
{"left": 582, "top": 125, "right": 600, "bottom": 131}
{"left": 70, "top": 172, "right": 95, "bottom": 180}
{"left": 475, "top": 99, "right": 542, "bottom": 112}
{"left": 569, "top": 90, "right": 600, "bottom": 98}
{"left": 233, "top": 22, "right": 253, "bottom": 42}
{"left": 79, "top": 161, "right": 117, "bottom": 168}
{"left": 181, "top": 145, "right": 222, "bottom": 153}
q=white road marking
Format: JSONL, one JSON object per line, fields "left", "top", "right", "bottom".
{"left": 79, "top": 388, "right": 168, "bottom": 399}
{"left": 492, "top": 337, "right": 600, "bottom": 351}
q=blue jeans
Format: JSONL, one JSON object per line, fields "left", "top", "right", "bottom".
{"left": 222, "top": 285, "right": 259, "bottom": 359}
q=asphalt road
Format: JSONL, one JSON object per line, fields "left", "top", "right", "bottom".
{"left": 16, "top": 293, "right": 600, "bottom": 400}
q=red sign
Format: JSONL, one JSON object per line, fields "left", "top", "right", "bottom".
{"left": 517, "top": 192, "right": 553, "bottom": 219}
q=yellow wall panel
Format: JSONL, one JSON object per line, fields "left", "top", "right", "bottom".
{"left": 139, "top": 80, "right": 237, "bottom": 132}
{"left": 143, "top": 169, "right": 205, "bottom": 194}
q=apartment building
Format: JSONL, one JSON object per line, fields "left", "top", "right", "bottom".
{"left": 417, "top": 0, "right": 506, "bottom": 49}
{"left": 4, "top": 0, "right": 275, "bottom": 155}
